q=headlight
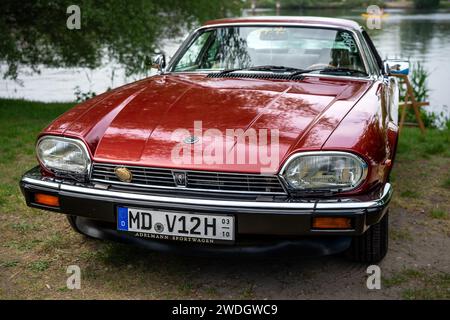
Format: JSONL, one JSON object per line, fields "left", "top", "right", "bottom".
{"left": 36, "top": 136, "right": 91, "bottom": 174}
{"left": 281, "top": 152, "right": 368, "bottom": 191}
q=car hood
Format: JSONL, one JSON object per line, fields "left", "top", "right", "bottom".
{"left": 44, "top": 74, "right": 372, "bottom": 174}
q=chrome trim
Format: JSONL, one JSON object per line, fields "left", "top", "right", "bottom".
{"left": 61, "top": 183, "right": 315, "bottom": 209}
{"left": 21, "top": 170, "right": 392, "bottom": 210}
{"left": 355, "top": 29, "right": 379, "bottom": 77}
{"left": 167, "top": 22, "right": 373, "bottom": 79}
{"left": 22, "top": 177, "right": 60, "bottom": 189}
{"left": 315, "top": 183, "right": 393, "bottom": 209}
{"left": 93, "top": 162, "right": 279, "bottom": 177}
{"left": 90, "top": 178, "right": 287, "bottom": 195}
{"left": 36, "top": 135, "right": 92, "bottom": 176}
{"left": 278, "top": 151, "right": 369, "bottom": 192}
{"left": 91, "top": 163, "right": 288, "bottom": 195}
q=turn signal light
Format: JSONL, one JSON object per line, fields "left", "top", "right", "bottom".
{"left": 34, "top": 193, "right": 60, "bottom": 207}
{"left": 312, "top": 217, "right": 351, "bottom": 229}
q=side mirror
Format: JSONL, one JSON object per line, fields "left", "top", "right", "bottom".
{"left": 384, "top": 59, "right": 409, "bottom": 76}
{"left": 152, "top": 53, "right": 166, "bottom": 73}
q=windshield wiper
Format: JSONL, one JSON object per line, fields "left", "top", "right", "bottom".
{"left": 320, "top": 67, "right": 368, "bottom": 76}
{"left": 216, "top": 65, "right": 367, "bottom": 79}
{"left": 219, "top": 65, "right": 302, "bottom": 75}
{"left": 290, "top": 67, "right": 368, "bottom": 77}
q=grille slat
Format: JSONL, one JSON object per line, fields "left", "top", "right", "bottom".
{"left": 131, "top": 174, "right": 174, "bottom": 180}
{"left": 188, "top": 178, "right": 281, "bottom": 186}
{"left": 91, "top": 163, "right": 285, "bottom": 194}
{"left": 94, "top": 165, "right": 172, "bottom": 174}
{"left": 187, "top": 173, "right": 277, "bottom": 180}
{"left": 187, "top": 183, "right": 275, "bottom": 190}
{"left": 91, "top": 173, "right": 175, "bottom": 182}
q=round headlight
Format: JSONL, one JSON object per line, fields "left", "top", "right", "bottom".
{"left": 281, "top": 152, "right": 368, "bottom": 191}
{"left": 36, "top": 136, "right": 91, "bottom": 174}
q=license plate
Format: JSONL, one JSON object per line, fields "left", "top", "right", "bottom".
{"left": 117, "top": 207, "right": 235, "bottom": 244}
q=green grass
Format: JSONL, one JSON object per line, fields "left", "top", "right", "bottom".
{"left": 240, "top": 284, "right": 255, "bottom": 299}
{"left": 442, "top": 177, "right": 450, "bottom": 189}
{"left": 397, "top": 127, "right": 450, "bottom": 160}
{"left": 400, "top": 190, "right": 419, "bottom": 198}
{"left": 0, "top": 99, "right": 73, "bottom": 212}
{"left": 392, "top": 125, "right": 450, "bottom": 212}
{"left": 0, "top": 99, "right": 74, "bottom": 162}
{"left": 177, "top": 281, "right": 195, "bottom": 295}
{"left": 384, "top": 269, "right": 450, "bottom": 299}
{"left": 401, "top": 273, "right": 450, "bottom": 300}
{"left": 5, "top": 239, "right": 42, "bottom": 251}
{"left": 11, "top": 222, "right": 40, "bottom": 233}
{"left": 430, "top": 209, "right": 448, "bottom": 220}
{"left": 0, "top": 260, "right": 19, "bottom": 268}
{"left": 40, "top": 232, "right": 68, "bottom": 252}
{"left": 384, "top": 268, "right": 425, "bottom": 287}
{"left": 28, "top": 260, "right": 50, "bottom": 272}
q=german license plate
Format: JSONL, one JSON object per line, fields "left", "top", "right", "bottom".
{"left": 117, "top": 206, "right": 235, "bottom": 244}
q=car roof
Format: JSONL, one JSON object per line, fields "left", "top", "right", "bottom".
{"left": 203, "top": 16, "right": 362, "bottom": 31}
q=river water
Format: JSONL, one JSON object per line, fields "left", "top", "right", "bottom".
{"left": 1, "top": 7, "right": 449, "bottom": 119}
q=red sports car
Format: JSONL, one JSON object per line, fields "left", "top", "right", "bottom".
{"left": 20, "top": 17, "right": 407, "bottom": 262}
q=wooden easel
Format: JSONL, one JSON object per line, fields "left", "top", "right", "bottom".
{"left": 395, "top": 74, "right": 429, "bottom": 134}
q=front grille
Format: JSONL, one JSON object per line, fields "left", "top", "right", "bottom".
{"left": 91, "top": 163, "right": 286, "bottom": 195}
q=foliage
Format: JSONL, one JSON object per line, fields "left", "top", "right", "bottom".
{"left": 413, "top": 0, "right": 440, "bottom": 9}
{"left": 0, "top": 0, "right": 243, "bottom": 80}
{"left": 252, "top": 0, "right": 386, "bottom": 9}
{"left": 74, "top": 86, "right": 97, "bottom": 103}
{"left": 398, "top": 61, "right": 441, "bottom": 128}
{"left": 407, "top": 62, "right": 429, "bottom": 102}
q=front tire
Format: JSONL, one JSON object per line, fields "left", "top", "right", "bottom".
{"left": 66, "top": 215, "right": 83, "bottom": 235}
{"left": 345, "top": 211, "right": 389, "bottom": 263}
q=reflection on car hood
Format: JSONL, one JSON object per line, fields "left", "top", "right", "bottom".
{"left": 44, "top": 73, "right": 371, "bottom": 173}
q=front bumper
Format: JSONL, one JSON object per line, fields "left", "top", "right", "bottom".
{"left": 20, "top": 166, "right": 392, "bottom": 256}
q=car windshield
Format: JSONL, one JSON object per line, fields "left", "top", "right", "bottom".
{"left": 171, "top": 26, "right": 367, "bottom": 76}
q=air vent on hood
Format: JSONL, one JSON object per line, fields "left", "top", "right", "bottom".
{"left": 207, "top": 72, "right": 305, "bottom": 80}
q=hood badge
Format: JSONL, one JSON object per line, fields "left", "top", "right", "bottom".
{"left": 115, "top": 167, "right": 133, "bottom": 183}
{"left": 183, "top": 135, "right": 199, "bottom": 144}
{"left": 172, "top": 171, "right": 187, "bottom": 187}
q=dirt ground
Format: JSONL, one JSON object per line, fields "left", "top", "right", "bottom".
{"left": 1, "top": 159, "right": 448, "bottom": 300}
{"left": 0, "top": 101, "right": 448, "bottom": 299}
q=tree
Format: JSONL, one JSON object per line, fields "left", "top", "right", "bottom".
{"left": 0, "top": 0, "right": 243, "bottom": 80}
{"left": 413, "top": 0, "right": 440, "bottom": 9}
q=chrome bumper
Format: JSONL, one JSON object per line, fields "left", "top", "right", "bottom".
{"left": 20, "top": 166, "right": 392, "bottom": 236}
{"left": 21, "top": 166, "right": 392, "bottom": 211}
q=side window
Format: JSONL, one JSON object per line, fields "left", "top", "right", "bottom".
{"left": 174, "top": 31, "right": 212, "bottom": 71}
